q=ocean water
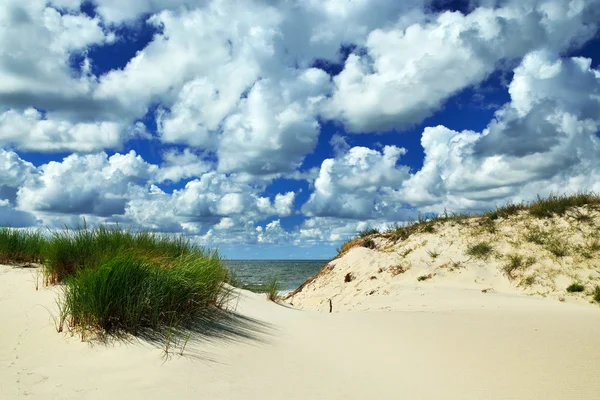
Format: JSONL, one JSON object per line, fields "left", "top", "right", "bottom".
{"left": 225, "top": 259, "right": 328, "bottom": 292}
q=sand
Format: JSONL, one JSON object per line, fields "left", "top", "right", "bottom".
{"left": 2, "top": 264, "right": 600, "bottom": 399}
{"left": 287, "top": 208, "right": 600, "bottom": 311}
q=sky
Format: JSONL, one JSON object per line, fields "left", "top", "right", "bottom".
{"left": 1, "top": 0, "right": 600, "bottom": 259}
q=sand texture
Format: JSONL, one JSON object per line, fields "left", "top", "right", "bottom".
{"left": 287, "top": 206, "right": 600, "bottom": 311}
{"left": 2, "top": 263, "right": 600, "bottom": 399}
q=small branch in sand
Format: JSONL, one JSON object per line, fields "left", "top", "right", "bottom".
{"left": 329, "top": 299, "right": 332, "bottom": 313}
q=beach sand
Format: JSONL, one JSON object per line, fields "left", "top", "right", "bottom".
{"left": 2, "top": 263, "right": 600, "bottom": 399}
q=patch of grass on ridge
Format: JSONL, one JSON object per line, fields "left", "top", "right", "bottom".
{"left": 466, "top": 242, "right": 494, "bottom": 260}
{"left": 0, "top": 228, "right": 47, "bottom": 264}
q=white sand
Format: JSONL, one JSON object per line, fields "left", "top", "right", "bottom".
{"left": 2, "top": 264, "right": 600, "bottom": 399}
{"left": 287, "top": 207, "right": 600, "bottom": 311}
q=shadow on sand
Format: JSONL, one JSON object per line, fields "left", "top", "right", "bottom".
{"left": 85, "top": 291, "right": 276, "bottom": 362}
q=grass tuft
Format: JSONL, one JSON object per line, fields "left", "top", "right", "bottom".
{"left": 43, "top": 226, "right": 195, "bottom": 284}
{"left": 466, "top": 242, "right": 493, "bottom": 260}
{"left": 0, "top": 228, "right": 46, "bottom": 264}
{"left": 566, "top": 283, "right": 585, "bottom": 293}
{"left": 545, "top": 238, "right": 569, "bottom": 258}
{"left": 62, "top": 253, "right": 227, "bottom": 335}
{"left": 594, "top": 286, "right": 600, "bottom": 303}
{"left": 265, "top": 276, "right": 281, "bottom": 302}
{"left": 528, "top": 192, "right": 600, "bottom": 218}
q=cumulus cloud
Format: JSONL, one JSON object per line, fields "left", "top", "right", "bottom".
{"left": 302, "top": 145, "right": 412, "bottom": 219}
{"left": 0, "top": 109, "right": 138, "bottom": 152}
{"left": 125, "top": 172, "right": 296, "bottom": 233}
{"left": 0, "top": 0, "right": 113, "bottom": 112}
{"left": 325, "top": 0, "right": 600, "bottom": 132}
{"left": 401, "top": 50, "right": 600, "bottom": 213}
{"left": 153, "top": 148, "right": 212, "bottom": 184}
{"left": 217, "top": 68, "right": 332, "bottom": 174}
{"left": 17, "top": 151, "right": 156, "bottom": 217}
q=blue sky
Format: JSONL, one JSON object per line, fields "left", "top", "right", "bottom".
{"left": 1, "top": 0, "right": 599, "bottom": 259}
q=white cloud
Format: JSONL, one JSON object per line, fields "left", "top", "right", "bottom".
{"left": 324, "top": 0, "right": 600, "bottom": 132}
{"left": 302, "top": 145, "right": 412, "bottom": 219}
{"left": 153, "top": 148, "right": 212, "bottom": 184}
{"left": 17, "top": 151, "right": 156, "bottom": 217}
{"left": 0, "top": 0, "right": 113, "bottom": 112}
{"left": 0, "top": 108, "right": 135, "bottom": 152}
{"left": 217, "top": 68, "right": 332, "bottom": 174}
{"left": 401, "top": 50, "right": 600, "bottom": 213}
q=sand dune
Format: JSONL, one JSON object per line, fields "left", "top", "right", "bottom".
{"left": 2, "top": 263, "right": 600, "bottom": 399}
{"left": 287, "top": 206, "right": 600, "bottom": 311}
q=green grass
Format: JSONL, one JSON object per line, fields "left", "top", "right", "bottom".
{"left": 466, "top": 242, "right": 493, "bottom": 260}
{"left": 417, "top": 274, "right": 432, "bottom": 281}
{"left": 566, "top": 283, "right": 585, "bottom": 293}
{"left": 265, "top": 276, "right": 281, "bottom": 302}
{"left": 358, "top": 228, "right": 379, "bottom": 238}
{"left": 486, "top": 202, "right": 526, "bottom": 220}
{"left": 1, "top": 224, "right": 230, "bottom": 339}
{"left": 528, "top": 192, "right": 600, "bottom": 218}
{"left": 426, "top": 249, "right": 440, "bottom": 259}
{"left": 228, "top": 273, "right": 281, "bottom": 302}
{"left": 545, "top": 238, "right": 569, "bottom": 257}
{"left": 43, "top": 226, "right": 194, "bottom": 284}
{"left": 61, "top": 254, "right": 227, "bottom": 335}
{"left": 504, "top": 254, "right": 524, "bottom": 279}
{"left": 0, "top": 228, "right": 47, "bottom": 264}
{"left": 593, "top": 286, "right": 600, "bottom": 303}
{"left": 362, "top": 238, "right": 376, "bottom": 249}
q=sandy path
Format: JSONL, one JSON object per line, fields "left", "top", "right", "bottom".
{"left": 2, "top": 264, "right": 600, "bottom": 399}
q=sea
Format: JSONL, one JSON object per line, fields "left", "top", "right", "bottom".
{"left": 224, "top": 259, "right": 328, "bottom": 293}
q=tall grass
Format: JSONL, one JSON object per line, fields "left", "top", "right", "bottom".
{"left": 0, "top": 228, "right": 47, "bottom": 264}
{"left": 43, "top": 226, "right": 195, "bottom": 283}
{"left": 62, "top": 254, "right": 227, "bottom": 335}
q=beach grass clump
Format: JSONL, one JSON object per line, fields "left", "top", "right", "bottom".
{"left": 528, "top": 192, "right": 600, "bottom": 218}
{"left": 61, "top": 252, "right": 227, "bottom": 335}
{"left": 358, "top": 228, "right": 379, "bottom": 238}
{"left": 265, "top": 276, "right": 281, "bottom": 302}
{"left": 466, "top": 242, "right": 494, "bottom": 260}
{"left": 362, "top": 238, "right": 376, "bottom": 249}
{"left": 486, "top": 202, "right": 527, "bottom": 221}
{"left": 545, "top": 238, "right": 569, "bottom": 258}
{"left": 0, "top": 228, "right": 47, "bottom": 264}
{"left": 504, "top": 254, "right": 523, "bottom": 279}
{"left": 593, "top": 286, "right": 600, "bottom": 303}
{"left": 566, "top": 283, "right": 585, "bottom": 293}
{"left": 43, "top": 226, "right": 195, "bottom": 283}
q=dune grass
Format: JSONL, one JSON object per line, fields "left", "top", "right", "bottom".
{"left": 0, "top": 228, "right": 47, "bottom": 264}
{"left": 1, "top": 224, "right": 229, "bottom": 338}
{"left": 43, "top": 226, "right": 195, "bottom": 284}
{"left": 61, "top": 253, "right": 227, "bottom": 335}
{"left": 228, "top": 273, "right": 281, "bottom": 302}
{"left": 466, "top": 242, "right": 494, "bottom": 260}
{"left": 567, "top": 283, "right": 585, "bottom": 293}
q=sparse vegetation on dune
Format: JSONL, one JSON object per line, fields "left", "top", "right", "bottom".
{"left": 337, "top": 192, "right": 600, "bottom": 258}
{"left": 229, "top": 273, "right": 281, "bottom": 302}
{"left": 466, "top": 242, "right": 494, "bottom": 260}
{"left": 326, "top": 192, "right": 600, "bottom": 306}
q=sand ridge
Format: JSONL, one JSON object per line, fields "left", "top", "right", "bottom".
{"left": 286, "top": 206, "right": 600, "bottom": 311}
